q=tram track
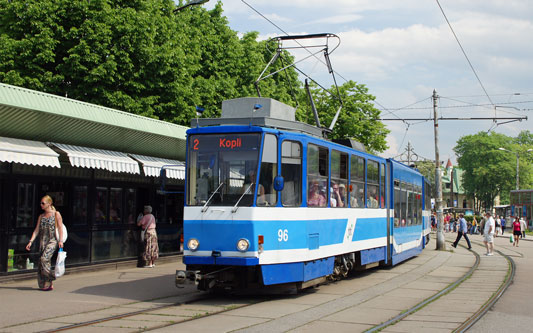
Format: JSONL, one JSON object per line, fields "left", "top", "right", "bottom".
{"left": 365, "top": 239, "right": 515, "bottom": 333}
{"left": 34, "top": 238, "right": 515, "bottom": 333}
{"left": 39, "top": 289, "right": 266, "bottom": 332}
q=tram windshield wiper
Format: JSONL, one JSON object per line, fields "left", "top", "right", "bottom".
{"left": 201, "top": 181, "right": 225, "bottom": 212}
{"left": 232, "top": 183, "right": 254, "bottom": 213}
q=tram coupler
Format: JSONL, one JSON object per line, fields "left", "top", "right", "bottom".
{"left": 175, "top": 270, "right": 200, "bottom": 288}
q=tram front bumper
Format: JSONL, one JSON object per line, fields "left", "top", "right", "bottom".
{"left": 175, "top": 270, "right": 200, "bottom": 288}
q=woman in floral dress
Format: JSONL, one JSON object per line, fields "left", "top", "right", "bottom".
{"left": 137, "top": 205, "right": 159, "bottom": 267}
{"left": 25, "top": 195, "right": 65, "bottom": 291}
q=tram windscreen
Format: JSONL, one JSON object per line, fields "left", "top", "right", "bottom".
{"left": 187, "top": 133, "right": 261, "bottom": 206}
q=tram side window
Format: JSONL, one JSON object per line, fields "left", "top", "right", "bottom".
{"left": 380, "top": 164, "right": 386, "bottom": 208}
{"left": 281, "top": 140, "right": 302, "bottom": 207}
{"left": 331, "top": 150, "right": 348, "bottom": 208}
{"left": 350, "top": 155, "right": 365, "bottom": 208}
{"left": 393, "top": 180, "right": 401, "bottom": 227}
{"left": 307, "top": 144, "right": 328, "bottom": 207}
{"left": 258, "top": 134, "right": 278, "bottom": 206}
{"left": 367, "top": 160, "right": 380, "bottom": 208}
{"left": 407, "top": 184, "right": 415, "bottom": 226}
{"left": 400, "top": 182, "right": 407, "bottom": 226}
{"left": 425, "top": 182, "right": 432, "bottom": 210}
{"left": 417, "top": 186, "right": 423, "bottom": 225}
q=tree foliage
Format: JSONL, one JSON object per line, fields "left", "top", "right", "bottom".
{"left": 0, "top": 0, "right": 388, "bottom": 152}
{"left": 454, "top": 131, "right": 533, "bottom": 209}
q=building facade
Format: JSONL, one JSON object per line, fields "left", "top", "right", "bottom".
{"left": 441, "top": 159, "right": 474, "bottom": 211}
{"left": 0, "top": 83, "right": 187, "bottom": 275}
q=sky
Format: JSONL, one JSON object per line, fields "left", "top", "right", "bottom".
{"left": 202, "top": 0, "right": 532, "bottom": 164}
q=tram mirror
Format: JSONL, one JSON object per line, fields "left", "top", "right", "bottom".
{"left": 274, "top": 175, "right": 284, "bottom": 192}
{"left": 160, "top": 168, "right": 167, "bottom": 191}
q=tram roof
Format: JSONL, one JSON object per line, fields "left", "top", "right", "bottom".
{"left": 0, "top": 83, "right": 187, "bottom": 160}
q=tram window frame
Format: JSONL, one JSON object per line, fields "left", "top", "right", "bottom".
{"left": 417, "top": 185, "right": 423, "bottom": 225}
{"left": 407, "top": 184, "right": 415, "bottom": 226}
{"left": 281, "top": 140, "right": 302, "bottom": 207}
{"left": 331, "top": 150, "right": 348, "bottom": 208}
{"left": 380, "top": 163, "right": 386, "bottom": 208}
{"left": 350, "top": 155, "right": 365, "bottom": 208}
{"left": 394, "top": 179, "right": 401, "bottom": 227}
{"left": 367, "top": 160, "right": 380, "bottom": 209}
{"left": 307, "top": 144, "right": 328, "bottom": 207}
{"left": 400, "top": 181, "right": 408, "bottom": 227}
{"left": 258, "top": 133, "right": 278, "bottom": 206}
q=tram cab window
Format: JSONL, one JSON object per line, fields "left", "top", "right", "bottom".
{"left": 307, "top": 144, "right": 328, "bottom": 207}
{"left": 258, "top": 134, "right": 277, "bottom": 206}
{"left": 367, "top": 160, "right": 380, "bottom": 208}
{"left": 281, "top": 140, "right": 302, "bottom": 207}
{"left": 350, "top": 155, "right": 365, "bottom": 208}
{"left": 186, "top": 133, "right": 260, "bottom": 206}
{"left": 331, "top": 150, "right": 348, "bottom": 208}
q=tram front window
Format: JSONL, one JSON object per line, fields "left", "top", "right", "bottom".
{"left": 187, "top": 133, "right": 261, "bottom": 207}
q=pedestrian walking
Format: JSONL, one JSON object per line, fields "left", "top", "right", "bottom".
{"left": 483, "top": 212, "right": 495, "bottom": 256}
{"left": 471, "top": 217, "right": 478, "bottom": 235}
{"left": 137, "top": 205, "right": 159, "bottom": 268}
{"left": 452, "top": 213, "right": 472, "bottom": 249}
{"left": 512, "top": 217, "right": 521, "bottom": 247}
{"left": 495, "top": 216, "right": 501, "bottom": 236}
{"left": 520, "top": 217, "right": 527, "bottom": 239}
{"left": 25, "top": 195, "right": 65, "bottom": 291}
{"left": 501, "top": 216, "right": 506, "bottom": 235}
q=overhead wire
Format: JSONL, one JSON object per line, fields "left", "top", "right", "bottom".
{"left": 435, "top": 0, "right": 494, "bottom": 107}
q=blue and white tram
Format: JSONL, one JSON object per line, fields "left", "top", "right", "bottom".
{"left": 176, "top": 98, "right": 429, "bottom": 291}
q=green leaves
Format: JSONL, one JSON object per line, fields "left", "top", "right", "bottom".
{"left": 454, "top": 131, "right": 533, "bottom": 208}
{"left": 0, "top": 0, "right": 389, "bottom": 152}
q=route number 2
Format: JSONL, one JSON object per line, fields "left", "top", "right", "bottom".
{"left": 278, "top": 229, "right": 288, "bottom": 242}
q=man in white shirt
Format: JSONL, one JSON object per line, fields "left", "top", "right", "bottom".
{"left": 483, "top": 212, "right": 495, "bottom": 256}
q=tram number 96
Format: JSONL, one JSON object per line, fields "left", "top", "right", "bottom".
{"left": 278, "top": 229, "right": 289, "bottom": 242}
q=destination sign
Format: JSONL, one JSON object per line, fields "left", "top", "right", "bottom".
{"left": 189, "top": 134, "right": 260, "bottom": 151}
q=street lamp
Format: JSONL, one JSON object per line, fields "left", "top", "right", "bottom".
{"left": 174, "top": 0, "right": 209, "bottom": 13}
{"left": 499, "top": 147, "right": 533, "bottom": 190}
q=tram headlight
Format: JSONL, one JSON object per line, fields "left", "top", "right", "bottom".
{"left": 236, "top": 238, "right": 250, "bottom": 252}
{"left": 187, "top": 238, "right": 199, "bottom": 251}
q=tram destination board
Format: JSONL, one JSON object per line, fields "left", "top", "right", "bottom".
{"left": 190, "top": 133, "right": 260, "bottom": 151}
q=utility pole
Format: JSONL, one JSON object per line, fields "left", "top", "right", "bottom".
{"left": 433, "top": 90, "right": 446, "bottom": 250}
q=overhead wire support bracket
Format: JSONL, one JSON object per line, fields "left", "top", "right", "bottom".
{"left": 254, "top": 33, "right": 344, "bottom": 134}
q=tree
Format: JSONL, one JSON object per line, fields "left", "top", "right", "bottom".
{"left": 0, "top": 0, "right": 388, "bottom": 151}
{"left": 454, "top": 132, "right": 515, "bottom": 210}
{"left": 296, "top": 80, "right": 389, "bottom": 153}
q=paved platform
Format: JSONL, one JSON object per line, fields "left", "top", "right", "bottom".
{"left": 0, "top": 233, "right": 529, "bottom": 332}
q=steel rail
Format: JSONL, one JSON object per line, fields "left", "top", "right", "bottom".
{"left": 365, "top": 242, "right": 481, "bottom": 333}
{"left": 453, "top": 244, "right": 516, "bottom": 332}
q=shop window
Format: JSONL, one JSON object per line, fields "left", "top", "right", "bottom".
{"left": 72, "top": 186, "right": 88, "bottom": 225}
{"left": 95, "top": 187, "right": 108, "bottom": 224}
{"left": 307, "top": 144, "right": 328, "bottom": 207}
{"left": 109, "top": 188, "right": 122, "bottom": 223}
{"left": 281, "top": 140, "right": 302, "bottom": 207}
{"left": 125, "top": 188, "right": 137, "bottom": 224}
{"left": 16, "top": 183, "right": 35, "bottom": 228}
